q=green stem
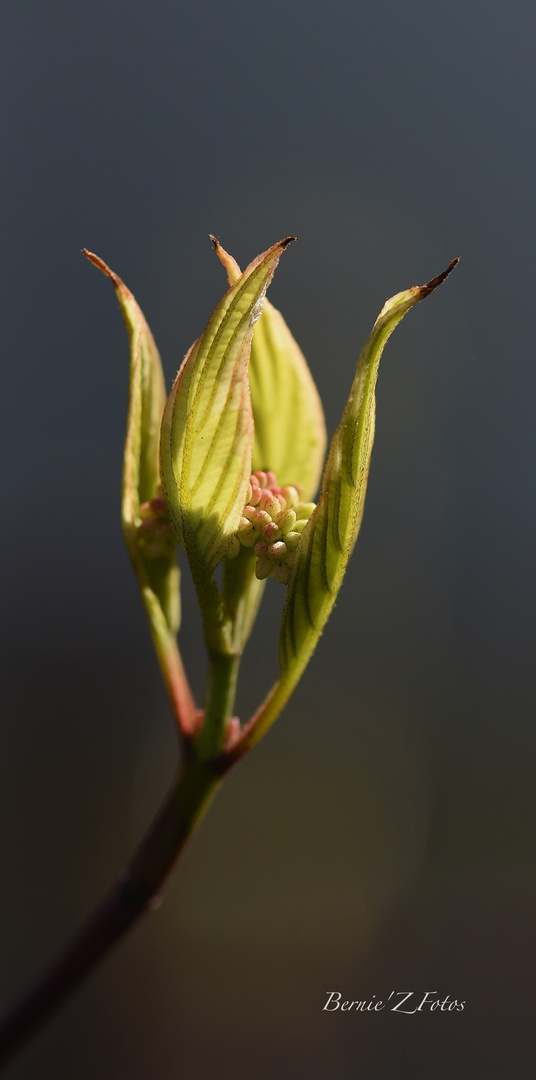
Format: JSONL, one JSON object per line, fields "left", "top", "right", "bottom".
{"left": 0, "top": 757, "right": 223, "bottom": 1072}
{"left": 194, "top": 652, "right": 241, "bottom": 760}
{"left": 226, "top": 672, "right": 290, "bottom": 761}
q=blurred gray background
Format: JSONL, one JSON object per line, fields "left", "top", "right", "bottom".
{"left": 0, "top": 2, "right": 535, "bottom": 1077}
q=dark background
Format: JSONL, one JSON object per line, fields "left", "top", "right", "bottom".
{"left": 1, "top": 2, "right": 535, "bottom": 1077}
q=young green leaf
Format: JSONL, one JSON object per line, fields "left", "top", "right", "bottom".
{"left": 160, "top": 238, "right": 295, "bottom": 583}
{"left": 280, "top": 260, "right": 459, "bottom": 679}
{"left": 230, "top": 260, "right": 458, "bottom": 756}
{"left": 212, "top": 237, "right": 326, "bottom": 501}
{"left": 84, "top": 251, "right": 196, "bottom": 735}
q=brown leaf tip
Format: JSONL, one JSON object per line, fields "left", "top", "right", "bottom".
{"left": 82, "top": 249, "right": 124, "bottom": 292}
{"left": 421, "top": 257, "right": 460, "bottom": 297}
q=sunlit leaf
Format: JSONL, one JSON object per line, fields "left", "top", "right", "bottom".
{"left": 280, "top": 260, "right": 459, "bottom": 678}
{"left": 160, "top": 238, "right": 295, "bottom": 579}
{"left": 229, "top": 260, "right": 458, "bottom": 756}
{"left": 84, "top": 250, "right": 180, "bottom": 636}
{"left": 212, "top": 237, "right": 326, "bottom": 501}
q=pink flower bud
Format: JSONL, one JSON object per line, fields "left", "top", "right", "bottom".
{"left": 263, "top": 522, "right": 282, "bottom": 543}
{"left": 268, "top": 541, "right": 287, "bottom": 562}
{"left": 259, "top": 492, "right": 281, "bottom": 517}
{"left": 253, "top": 509, "right": 272, "bottom": 529}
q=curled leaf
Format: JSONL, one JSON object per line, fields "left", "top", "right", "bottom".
{"left": 84, "top": 249, "right": 179, "bottom": 631}
{"left": 230, "top": 260, "right": 458, "bottom": 755}
{"left": 280, "top": 260, "right": 459, "bottom": 676}
{"left": 84, "top": 251, "right": 196, "bottom": 735}
{"left": 160, "top": 238, "right": 295, "bottom": 582}
{"left": 212, "top": 237, "right": 326, "bottom": 501}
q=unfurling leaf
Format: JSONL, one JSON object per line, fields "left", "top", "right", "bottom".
{"left": 160, "top": 238, "right": 295, "bottom": 583}
{"left": 83, "top": 251, "right": 197, "bottom": 733}
{"left": 280, "top": 260, "right": 459, "bottom": 681}
{"left": 83, "top": 249, "right": 180, "bottom": 635}
{"left": 211, "top": 237, "right": 326, "bottom": 502}
{"left": 230, "top": 259, "right": 458, "bottom": 756}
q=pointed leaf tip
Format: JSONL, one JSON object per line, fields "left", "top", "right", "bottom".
{"left": 421, "top": 257, "right": 459, "bottom": 296}
{"left": 210, "top": 235, "right": 241, "bottom": 285}
{"left": 83, "top": 248, "right": 120, "bottom": 287}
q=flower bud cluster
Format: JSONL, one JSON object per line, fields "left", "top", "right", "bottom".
{"left": 137, "top": 486, "right": 176, "bottom": 558}
{"left": 227, "top": 470, "right": 316, "bottom": 585}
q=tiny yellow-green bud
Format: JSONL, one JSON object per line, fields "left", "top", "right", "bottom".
{"left": 280, "top": 486, "right": 300, "bottom": 507}
{"left": 284, "top": 530, "right": 302, "bottom": 550}
{"left": 294, "top": 502, "right": 316, "bottom": 520}
{"left": 237, "top": 527, "right": 258, "bottom": 547}
{"left": 273, "top": 562, "right": 292, "bottom": 585}
{"left": 255, "top": 556, "right": 273, "bottom": 580}
{"left": 275, "top": 508, "right": 297, "bottom": 534}
{"left": 253, "top": 509, "right": 272, "bottom": 530}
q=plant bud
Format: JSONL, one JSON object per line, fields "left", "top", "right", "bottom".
{"left": 284, "top": 530, "right": 302, "bottom": 550}
{"left": 268, "top": 541, "right": 287, "bottom": 562}
{"left": 294, "top": 502, "right": 316, "bottom": 520}
{"left": 273, "top": 562, "right": 292, "bottom": 585}
{"left": 255, "top": 556, "right": 273, "bottom": 580}
{"left": 263, "top": 522, "right": 282, "bottom": 543}
{"left": 275, "top": 508, "right": 296, "bottom": 533}
{"left": 280, "top": 486, "right": 300, "bottom": 506}
{"left": 253, "top": 509, "right": 272, "bottom": 530}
